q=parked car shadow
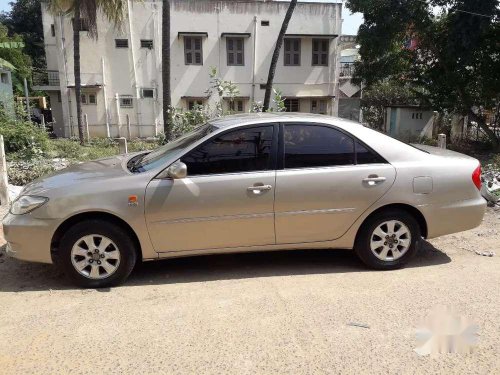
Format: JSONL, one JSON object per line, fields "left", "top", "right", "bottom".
{"left": 0, "top": 241, "right": 451, "bottom": 292}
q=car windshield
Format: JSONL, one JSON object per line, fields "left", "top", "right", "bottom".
{"left": 129, "top": 123, "right": 216, "bottom": 172}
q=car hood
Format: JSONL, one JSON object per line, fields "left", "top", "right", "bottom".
{"left": 22, "top": 155, "right": 130, "bottom": 195}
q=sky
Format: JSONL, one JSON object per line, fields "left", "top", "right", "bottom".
{"left": 0, "top": 0, "right": 363, "bottom": 35}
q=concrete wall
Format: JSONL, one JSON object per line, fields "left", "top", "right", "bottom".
{"left": 0, "top": 69, "right": 14, "bottom": 116}
{"left": 39, "top": 0, "right": 342, "bottom": 138}
{"left": 385, "top": 107, "right": 434, "bottom": 141}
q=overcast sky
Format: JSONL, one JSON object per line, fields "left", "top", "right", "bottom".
{"left": 0, "top": 0, "right": 363, "bottom": 35}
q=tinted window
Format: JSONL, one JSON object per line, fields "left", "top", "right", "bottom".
{"left": 284, "top": 125, "right": 354, "bottom": 169}
{"left": 356, "top": 141, "right": 386, "bottom": 164}
{"left": 182, "top": 126, "right": 274, "bottom": 176}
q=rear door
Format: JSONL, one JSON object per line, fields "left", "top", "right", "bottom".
{"left": 145, "top": 124, "right": 278, "bottom": 253}
{"left": 274, "top": 123, "right": 396, "bottom": 244}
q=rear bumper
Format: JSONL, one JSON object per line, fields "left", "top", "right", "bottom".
{"left": 419, "top": 197, "right": 486, "bottom": 239}
{"left": 2, "top": 213, "right": 57, "bottom": 264}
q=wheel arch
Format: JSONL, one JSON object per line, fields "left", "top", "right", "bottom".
{"left": 51, "top": 211, "right": 143, "bottom": 261}
{"left": 358, "top": 203, "right": 428, "bottom": 239}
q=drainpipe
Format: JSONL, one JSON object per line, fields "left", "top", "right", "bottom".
{"left": 152, "top": 8, "right": 159, "bottom": 136}
{"left": 115, "top": 93, "right": 121, "bottom": 136}
{"left": 251, "top": 15, "right": 258, "bottom": 105}
{"left": 101, "top": 57, "right": 110, "bottom": 137}
{"left": 127, "top": 0, "right": 141, "bottom": 137}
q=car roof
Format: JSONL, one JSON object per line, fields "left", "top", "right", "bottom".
{"left": 208, "top": 113, "right": 364, "bottom": 131}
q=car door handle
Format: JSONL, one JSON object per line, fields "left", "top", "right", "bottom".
{"left": 363, "top": 176, "right": 386, "bottom": 185}
{"left": 247, "top": 184, "right": 273, "bottom": 194}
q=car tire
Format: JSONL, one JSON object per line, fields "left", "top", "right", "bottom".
{"left": 58, "top": 220, "right": 137, "bottom": 288}
{"left": 354, "top": 209, "right": 421, "bottom": 270}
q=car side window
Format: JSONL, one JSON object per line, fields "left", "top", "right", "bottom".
{"left": 356, "top": 141, "right": 386, "bottom": 164}
{"left": 181, "top": 125, "right": 274, "bottom": 176}
{"left": 284, "top": 124, "right": 354, "bottom": 168}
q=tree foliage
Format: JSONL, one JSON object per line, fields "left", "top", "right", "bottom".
{"left": 347, "top": 0, "right": 500, "bottom": 145}
{"left": 0, "top": 0, "right": 44, "bottom": 69}
{"left": 0, "top": 23, "right": 32, "bottom": 93}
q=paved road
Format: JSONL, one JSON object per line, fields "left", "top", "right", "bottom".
{"left": 0, "top": 208, "right": 499, "bottom": 374}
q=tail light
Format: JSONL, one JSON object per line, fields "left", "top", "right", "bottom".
{"left": 472, "top": 164, "right": 482, "bottom": 190}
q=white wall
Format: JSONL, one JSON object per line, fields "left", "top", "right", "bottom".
{"left": 41, "top": 0, "right": 342, "bottom": 138}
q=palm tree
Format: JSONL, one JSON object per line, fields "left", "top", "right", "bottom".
{"left": 48, "top": 0, "right": 126, "bottom": 144}
{"left": 162, "top": 0, "right": 171, "bottom": 140}
{"left": 263, "top": 0, "right": 297, "bottom": 112}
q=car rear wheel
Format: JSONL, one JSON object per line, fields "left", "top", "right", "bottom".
{"left": 58, "top": 220, "right": 137, "bottom": 288}
{"left": 354, "top": 209, "right": 421, "bottom": 270}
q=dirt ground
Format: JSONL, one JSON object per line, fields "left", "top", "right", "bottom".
{"left": 0, "top": 206, "right": 499, "bottom": 374}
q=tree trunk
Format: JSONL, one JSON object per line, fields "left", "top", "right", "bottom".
{"left": 162, "top": 0, "right": 172, "bottom": 140}
{"left": 73, "top": 0, "right": 84, "bottom": 144}
{"left": 468, "top": 110, "right": 499, "bottom": 147}
{"left": 262, "top": 0, "right": 297, "bottom": 111}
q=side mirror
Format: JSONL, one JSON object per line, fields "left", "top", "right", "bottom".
{"left": 166, "top": 161, "right": 187, "bottom": 179}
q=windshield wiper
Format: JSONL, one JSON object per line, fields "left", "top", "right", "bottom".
{"left": 128, "top": 153, "right": 149, "bottom": 173}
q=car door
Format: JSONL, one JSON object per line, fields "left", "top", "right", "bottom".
{"left": 145, "top": 124, "right": 278, "bottom": 253}
{"left": 274, "top": 123, "right": 396, "bottom": 244}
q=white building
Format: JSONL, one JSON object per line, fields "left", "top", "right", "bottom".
{"left": 35, "top": 0, "right": 343, "bottom": 138}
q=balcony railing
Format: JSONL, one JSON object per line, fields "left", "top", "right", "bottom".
{"left": 33, "top": 70, "right": 60, "bottom": 86}
{"left": 339, "top": 62, "right": 355, "bottom": 78}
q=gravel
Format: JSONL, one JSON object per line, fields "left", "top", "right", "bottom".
{"left": 0, "top": 207, "right": 499, "bottom": 374}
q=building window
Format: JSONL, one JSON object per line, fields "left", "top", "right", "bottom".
{"left": 311, "top": 99, "right": 327, "bottom": 114}
{"left": 115, "top": 39, "right": 129, "bottom": 48}
{"left": 140, "top": 39, "right": 153, "bottom": 49}
{"left": 188, "top": 100, "right": 204, "bottom": 110}
{"left": 141, "top": 88, "right": 155, "bottom": 98}
{"left": 50, "top": 24, "right": 55, "bottom": 37}
{"left": 88, "top": 93, "right": 97, "bottom": 105}
{"left": 229, "top": 100, "right": 245, "bottom": 113}
{"left": 57, "top": 91, "right": 62, "bottom": 103}
{"left": 284, "top": 98, "right": 300, "bottom": 112}
{"left": 81, "top": 93, "right": 97, "bottom": 105}
{"left": 261, "top": 20, "right": 270, "bottom": 26}
{"left": 120, "top": 95, "right": 134, "bottom": 108}
{"left": 284, "top": 38, "right": 301, "bottom": 66}
{"left": 312, "top": 39, "right": 329, "bottom": 66}
{"left": 184, "top": 37, "right": 203, "bottom": 65}
{"left": 227, "top": 37, "right": 244, "bottom": 66}
{"left": 0, "top": 73, "right": 9, "bottom": 84}
{"left": 411, "top": 112, "right": 423, "bottom": 120}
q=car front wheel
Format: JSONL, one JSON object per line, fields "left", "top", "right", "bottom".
{"left": 58, "top": 220, "right": 137, "bottom": 288}
{"left": 354, "top": 209, "right": 421, "bottom": 270}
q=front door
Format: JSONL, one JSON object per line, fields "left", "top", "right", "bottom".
{"left": 145, "top": 124, "right": 277, "bottom": 253}
{"left": 274, "top": 123, "right": 396, "bottom": 244}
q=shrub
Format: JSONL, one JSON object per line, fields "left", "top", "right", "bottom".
{"left": 0, "top": 109, "right": 50, "bottom": 157}
{"left": 7, "top": 159, "right": 56, "bottom": 186}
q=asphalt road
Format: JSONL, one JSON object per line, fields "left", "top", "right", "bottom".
{"left": 1, "top": 208, "right": 499, "bottom": 374}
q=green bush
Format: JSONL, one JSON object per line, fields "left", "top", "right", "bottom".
{"left": 0, "top": 109, "right": 50, "bottom": 157}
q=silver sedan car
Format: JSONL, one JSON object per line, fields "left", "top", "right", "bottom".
{"left": 3, "top": 113, "right": 486, "bottom": 287}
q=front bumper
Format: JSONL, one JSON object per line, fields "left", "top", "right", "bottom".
{"left": 2, "top": 212, "right": 58, "bottom": 264}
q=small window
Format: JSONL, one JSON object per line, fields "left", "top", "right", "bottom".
{"left": 115, "top": 39, "right": 129, "bottom": 48}
{"left": 188, "top": 100, "right": 204, "bottom": 110}
{"left": 80, "top": 94, "right": 87, "bottom": 104}
{"left": 284, "top": 98, "right": 300, "bottom": 112}
{"left": 311, "top": 99, "right": 327, "bottom": 114}
{"left": 120, "top": 95, "right": 134, "bottom": 108}
{"left": 182, "top": 125, "right": 274, "bottom": 176}
{"left": 184, "top": 37, "right": 203, "bottom": 65}
{"left": 284, "top": 38, "right": 301, "bottom": 66}
{"left": 226, "top": 37, "right": 244, "bottom": 66}
{"left": 57, "top": 91, "right": 62, "bottom": 103}
{"left": 88, "top": 93, "right": 97, "bottom": 105}
{"left": 0, "top": 73, "right": 9, "bottom": 84}
{"left": 141, "top": 88, "right": 155, "bottom": 98}
{"left": 50, "top": 24, "right": 55, "bottom": 37}
{"left": 312, "top": 39, "right": 329, "bottom": 66}
{"left": 284, "top": 124, "right": 355, "bottom": 169}
{"left": 140, "top": 39, "right": 153, "bottom": 49}
{"left": 261, "top": 20, "right": 270, "bottom": 26}
{"left": 229, "top": 100, "right": 244, "bottom": 113}
{"left": 356, "top": 141, "right": 385, "bottom": 164}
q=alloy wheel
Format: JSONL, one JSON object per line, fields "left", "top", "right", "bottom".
{"left": 369, "top": 220, "right": 412, "bottom": 262}
{"left": 70, "top": 235, "right": 121, "bottom": 280}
